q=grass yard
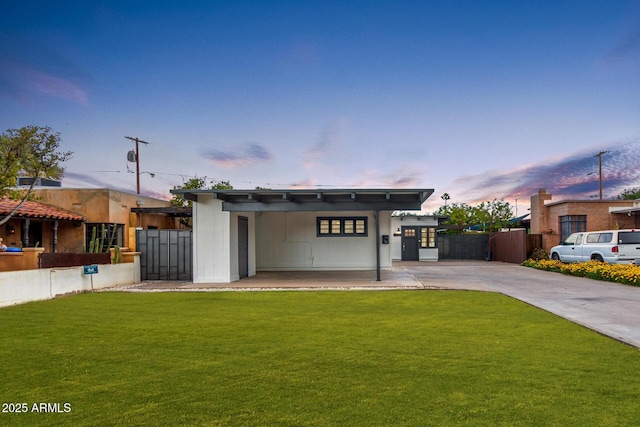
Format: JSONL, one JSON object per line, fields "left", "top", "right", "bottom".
{"left": 1, "top": 290, "right": 639, "bottom": 426}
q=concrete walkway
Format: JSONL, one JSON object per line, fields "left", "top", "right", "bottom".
{"left": 112, "top": 261, "right": 640, "bottom": 348}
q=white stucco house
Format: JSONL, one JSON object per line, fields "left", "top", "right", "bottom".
{"left": 390, "top": 214, "right": 447, "bottom": 262}
{"left": 170, "top": 188, "right": 433, "bottom": 283}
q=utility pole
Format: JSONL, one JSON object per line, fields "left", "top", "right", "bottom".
{"left": 125, "top": 136, "right": 151, "bottom": 194}
{"left": 594, "top": 150, "right": 608, "bottom": 200}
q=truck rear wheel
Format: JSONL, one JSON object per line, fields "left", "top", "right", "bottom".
{"left": 592, "top": 254, "right": 604, "bottom": 262}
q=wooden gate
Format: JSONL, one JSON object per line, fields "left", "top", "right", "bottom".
{"left": 136, "top": 229, "right": 192, "bottom": 280}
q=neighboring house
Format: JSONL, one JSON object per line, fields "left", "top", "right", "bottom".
{"left": 530, "top": 188, "right": 640, "bottom": 252}
{"left": 390, "top": 214, "right": 446, "bottom": 261}
{"left": 29, "top": 188, "right": 182, "bottom": 252}
{"left": 0, "top": 197, "right": 85, "bottom": 251}
{"left": 170, "top": 188, "right": 433, "bottom": 283}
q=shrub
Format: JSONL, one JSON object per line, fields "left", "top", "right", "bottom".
{"left": 528, "top": 248, "right": 549, "bottom": 261}
{"left": 522, "top": 259, "right": 640, "bottom": 287}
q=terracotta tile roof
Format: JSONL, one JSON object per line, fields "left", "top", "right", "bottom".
{"left": 0, "top": 197, "right": 85, "bottom": 222}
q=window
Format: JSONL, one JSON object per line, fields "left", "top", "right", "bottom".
{"left": 420, "top": 227, "right": 437, "bottom": 248}
{"left": 586, "top": 232, "right": 612, "bottom": 243}
{"left": 317, "top": 217, "right": 367, "bottom": 237}
{"left": 85, "top": 223, "right": 124, "bottom": 252}
{"left": 559, "top": 215, "right": 586, "bottom": 242}
{"left": 619, "top": 232, "right": 640, "bottom": 244}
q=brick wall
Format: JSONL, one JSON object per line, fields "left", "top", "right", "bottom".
{"left": 530, "top": 189, "right": 635, "bottom": 252}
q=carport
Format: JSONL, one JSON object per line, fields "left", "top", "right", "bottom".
{"left": 170, "top": 188, "right": 433, "bottom": 283}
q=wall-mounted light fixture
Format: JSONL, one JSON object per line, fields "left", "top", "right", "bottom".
{"left": 6, "top": 224, "right": 15, "bottom": 234}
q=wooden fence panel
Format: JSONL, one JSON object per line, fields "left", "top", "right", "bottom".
{"left": 39, "top": 253, "right": 111, "bottom": 268}
{"left": 492, "top": 230, "right": 526, "bottom": 264}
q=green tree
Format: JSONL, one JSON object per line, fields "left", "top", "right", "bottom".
{"left": 171, "top": 177, "right": 233, "bottom": 227}
{"left": 434, "top": 202, "right": 475, "bottom": 233}
{"left": 474, "top": 199, "right": 513, "bottom": 232}
{"left": 0, "top": 126, "right": 73, "bottom": 225}
{"left": 617, "top": 188, "right": 640, "bottom": 200}
{"left": 435, "top": 198, "right": 513, "bottom": 233}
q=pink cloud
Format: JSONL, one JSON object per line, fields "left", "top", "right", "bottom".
{"left": 28, "top": 69, "right": 88, "bottom": 104}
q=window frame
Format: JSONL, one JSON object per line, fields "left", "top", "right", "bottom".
{"left": 420, "top": 226, "right": 437, "bottom": 248}
{"left": 85, "top": 223, "right": 124, "bottom": 252}
{"left": 317, "top": 216, "right": 368, "bottom": 237}
{"left": 559, "top": 215, "right": 587, "bottom": 242}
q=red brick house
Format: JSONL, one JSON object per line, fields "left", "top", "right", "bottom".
{"left": 530, "top": 189, "right": 640, "bottom": 252}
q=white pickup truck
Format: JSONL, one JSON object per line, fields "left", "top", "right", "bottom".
{"left": 549, "top": 229, "right": 640, "bottom": 264}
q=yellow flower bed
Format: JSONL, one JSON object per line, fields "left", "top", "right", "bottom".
{"left": 522, "top": 259, "right": 640, "bottom": 287}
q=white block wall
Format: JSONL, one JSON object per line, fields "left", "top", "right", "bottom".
{"left": 390, "top": 216, "right": 440, "bottom": 261}
{"left": 192, "top": 195, "right": 256, "bottom": 283}
{"left": 0, "top": 260, "right": 140, "bottom": 308}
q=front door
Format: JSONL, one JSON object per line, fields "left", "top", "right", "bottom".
{"left": 238, "top": 216, "right": 249, "bottom": 279}
{"left": 401, "top": 226, "right": 420, "bottom": 261}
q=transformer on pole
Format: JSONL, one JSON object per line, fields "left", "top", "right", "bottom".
{"left": 125, "top": 136, "right": 151, "bottom": 194}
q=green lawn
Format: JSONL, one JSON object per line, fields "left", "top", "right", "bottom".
{"left": 1, "top": 291, "right": 639, "bottom": 426}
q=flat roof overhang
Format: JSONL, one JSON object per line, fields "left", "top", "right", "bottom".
{"left": 170, "top": 188, "right": 434, "bottom": 212}
{"left": 130, "top": 206, "right": 192, "bottom": 217}
{"left": 610, "top": 206, "right": 640, "bottom": 215}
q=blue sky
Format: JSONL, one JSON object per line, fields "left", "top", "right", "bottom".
{"left": 1, "top": 1, "right": 639, "bottom": 213}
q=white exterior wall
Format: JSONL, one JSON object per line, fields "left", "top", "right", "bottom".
{"left": 0, "top": 259, "right": 141, "bottom": 308}
{"left": 391, "top": 216, "right": 440, "bottom": 261}
{"left": 193, "top": 195, "right": 230, "bottom": 283}
{"left": 255, "top": 211, "right": 392, "bottom": 271}
{"left": 228, "top": 212, "right": 256, "bottom": 282}
{"left": 192, "top": 195, "right": 256, "bottom": 283}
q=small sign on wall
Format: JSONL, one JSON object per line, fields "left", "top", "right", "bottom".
{"left": 83, "top": 264, "right": 98, "bottom": 292}
{"left": 83, "top": 265, "right": 99, "bottom": 275}
{"left": 381, "top": 235, "right": 389, "bottom": 244}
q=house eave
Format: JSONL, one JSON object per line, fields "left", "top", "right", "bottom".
{"left": 170, "top": 188, "right": 434, "bottom": 212}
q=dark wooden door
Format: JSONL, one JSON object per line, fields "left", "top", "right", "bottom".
{"left": 238, "top": 217, "right": 249, "bottom": 279}
{"left": 401, "top": 226, "right": 419, "bottom": 261}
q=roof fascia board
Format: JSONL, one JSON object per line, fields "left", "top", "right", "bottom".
{"left": 220, "top": 200, "right": 425, "bottom": 212}
{"left": 170, "top": 188, "right": 434, "bottom": 212}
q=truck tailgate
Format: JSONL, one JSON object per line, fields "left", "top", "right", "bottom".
{"left": 618, "top": 231, "right": 640, "bottom": 261}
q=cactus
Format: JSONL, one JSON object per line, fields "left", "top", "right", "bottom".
{"left": 107, "top": 225, "right": 117, "bottom": 249}
{"left": 88, "top": 224, "right": 119, "bottom": 253}
{"left": 112, "top": 246, "right": 122, "bottom": 264}
{"left": 97, "top": 224, "right": 105, "bottom": 253}
{"left": 89, "top": 226, "right": 97, "bottom": 253}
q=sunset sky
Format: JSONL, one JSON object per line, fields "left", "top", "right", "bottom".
{"left": 1, "top": 1, "right": 639, "bottom": 213}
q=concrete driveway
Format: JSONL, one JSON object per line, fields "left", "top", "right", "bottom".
{"left": 117, "top": 261, "right": 640, "bottom": 348}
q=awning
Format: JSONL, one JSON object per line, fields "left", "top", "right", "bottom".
{"left": 610, "top": 207, "right": 640, "bottom": 215}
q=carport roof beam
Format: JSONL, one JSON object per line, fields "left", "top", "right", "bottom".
{"left": 170, "top": 188, "right": 434, "bottom": 212}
